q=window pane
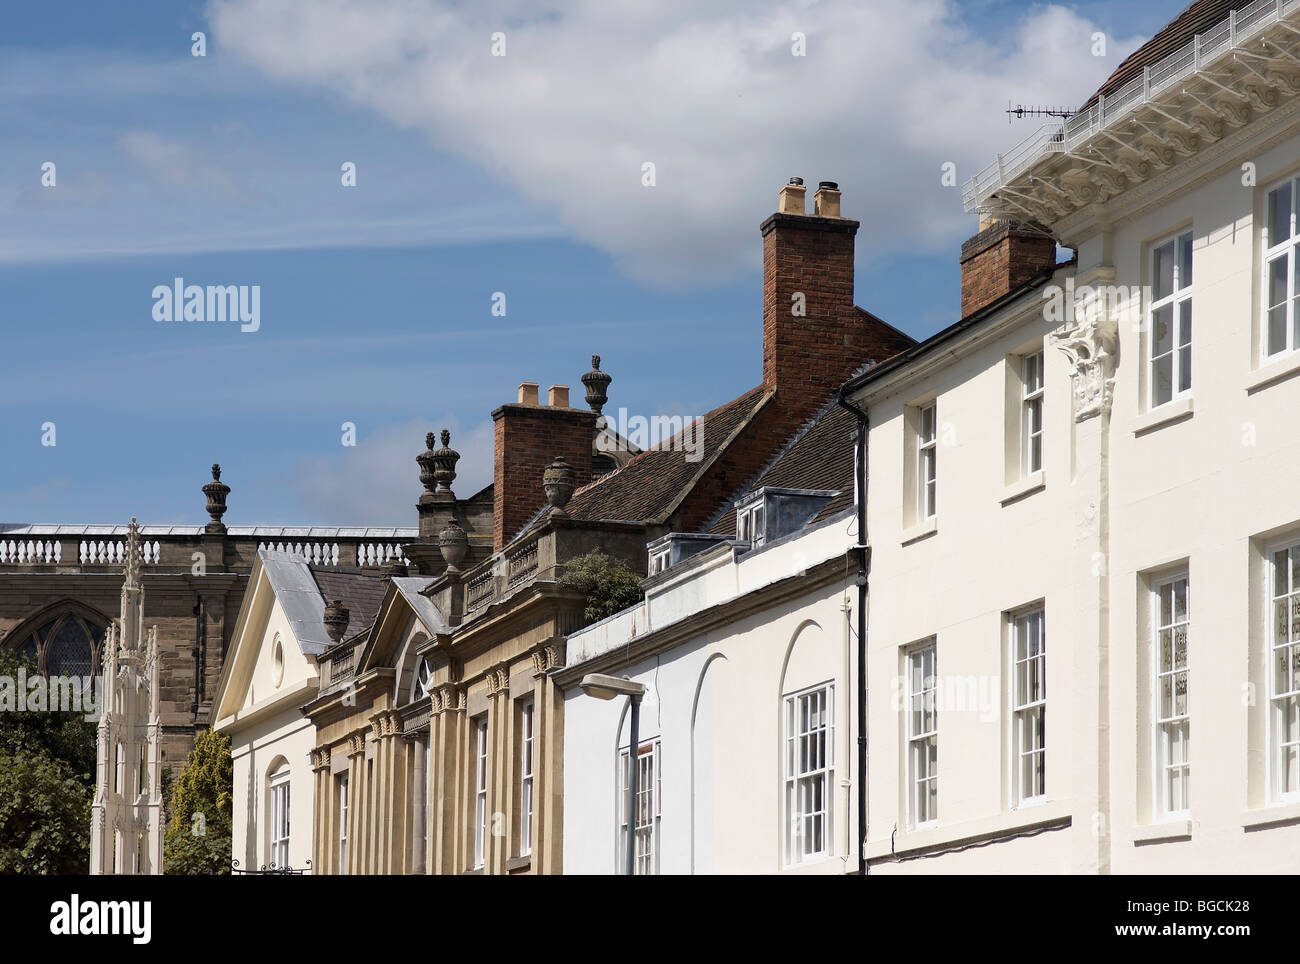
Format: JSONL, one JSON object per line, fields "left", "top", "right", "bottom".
{"left": 1270, "top": 183, "right": 1293, "bottom": 246}
{"left": 1153, "top": 355, "right": 1173, "bottom": 407}
{"left": 48, "top": 618, "right": 93, "bottom": 678}
{"left": 1179, "top": 232, "right": 1193, "bottom": 288}
{"left": 1152, "top": 303, "right": 1174, "bottom": 356}
{"left": 1268, "top": 255, "right": 1289, "bottom": 355}
{"left": 1178, "top": 300, "right": 1192, "bottom": 347}
{"left": 1154, "top": 240, "right": 1175, "bottom": 300}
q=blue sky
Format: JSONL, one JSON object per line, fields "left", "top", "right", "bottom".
{"left": 0, "top": 0, "right": 1191, "bottom": 525}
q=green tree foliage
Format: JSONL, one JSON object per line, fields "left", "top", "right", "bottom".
{"left": 163, "top": 728, "right": 233, "bottom": 875}
{"left": 0, "top": 748, "right": 93, "bottom": 874}
{"left": 557, "top": 548, "right": 645, "bottom": 625}
{"left": 0, "top": 647, "right": 94, "bottom": 874}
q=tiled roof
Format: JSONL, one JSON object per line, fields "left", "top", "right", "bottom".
{"left": 1081, "top": 0, "right": 1247, "bottom": 110}
{"left": 707, "top": 397, "right": 856, "bottom": 536}
{"left": 556, "top": 385, "right": 771, "bottom": 526}
{"left": 310, "top": 568, "right": 389, "bottom": 635}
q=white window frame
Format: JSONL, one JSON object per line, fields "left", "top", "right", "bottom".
{"left": 737, "top": 500, "right": 766, "bottom": 546}
{"left": 1269, "top": 543, "right": 1300, "bottom": 802}
{"left": 918, "top": 403, "right": 937, "bottom": 520}
{"left": 412, "top": 655, "right": 434, "bottom": 702}
{"left": 784, "top": 682, "right": 834, "bottom": 865}
{"left": 619, "top": 739, "right": 660, "bottom": 875}
{"left": 519, "top": 701, "right": 534, "bottom": 858}
{"left": 1010, "top": 607, "right": 1046, "bottom": 807}
{"left": 1021, "top": 351, "right": 1044, "bottom": 475}
{"left": 1149, "top": 229, "right": 1193, "bottom": 406}
{"left": 1263, "top": 176, "right": 1300, "bottom": 360}
{"left": 337, "top": 772, "right": 349, "bottom": 873}
{"left": 649, "top": 546, "right": 671, "bottom": 575}
{"left": 906, "top": 641, "right": 938, "bottom": 828}
{"left": 473, "top": 718, "right": 488, "bottom": 869}
{"left": 1152, "top": 574, "right": 1190, "bottom": 818}
{"left": 269, "top": 766, "right": 291, "bottom": 869}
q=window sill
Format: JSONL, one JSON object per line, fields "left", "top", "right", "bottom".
{"left": 1245, "top": 351, "right": 1300, "bottom": 394}
{"left": 1133, "top": 817, "right": 1191, "bottom": 844}
{"left": 999, "top": 471, "right": 1045, "bottom": 505}
{"left": 901, "top": 517, "right": 938, "bottom": 546}
{"left": 865, "top": 800, "right": 1070, "bottom": 861}
{"left": 1131, "top": 396, "right": 1194, "bottom": 435}
{"left": 1241, "top": 799, "right": 1300, "bottom": 831}
{"left": 506, "top": 854, "right": 531, "bottom": 872}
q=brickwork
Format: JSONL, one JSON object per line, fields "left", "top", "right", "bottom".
{"left": 664, "top": 209, "right": 915, "bottom": 533}
{"left": 492, "top": 404, "right": 597, "bottom": 550}
{"left": 959, "top": 219, "right": 1057, "bottom": 319}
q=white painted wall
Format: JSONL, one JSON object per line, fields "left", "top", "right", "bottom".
{"left": 563, "top": 516, "right": 855, "bottom": 874}
{"left": 1099, "top": 124, "right": 1300, "bottom": 872}
{"left": 217, "top": 574, "right": 320, "bottom": 873}
{"left": 860, "top": 289, "right": 1084, "bottom": 873}
{"left": 856, "top": 116, "right": 1300, "bottom": 872}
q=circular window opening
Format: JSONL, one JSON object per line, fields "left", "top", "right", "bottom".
{"left": 272, "top": 635, "right": 285, "bottom": 688}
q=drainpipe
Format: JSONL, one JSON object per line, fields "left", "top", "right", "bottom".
{"left": 837, "top": 392, "right": 870, "bottom": 876}
{"left": 191, "top": 595, "right": 203, "bottom": 719}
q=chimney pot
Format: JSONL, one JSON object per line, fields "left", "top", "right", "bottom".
{"left": 814, "top": 181, "right": 842, "bottom": 218}
{"left": 779, "top": 178, "right": 807, "bottom": 215}
{"left": 517, "top": 382, "right": 539, "bottom": 405}
{"left": 547, "top": 385, "right": 570, "bottom": 407}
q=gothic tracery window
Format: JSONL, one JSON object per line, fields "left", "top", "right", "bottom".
{"left": 9, "top": 610, "right": 106, "bottom": 677}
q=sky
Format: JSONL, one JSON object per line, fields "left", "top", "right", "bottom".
{"left": 0, "top": 0, "right": 1192, "bottom": 526}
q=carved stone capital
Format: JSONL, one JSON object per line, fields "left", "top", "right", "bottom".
{"left": 486, "top": 664, "right": 510, "bottom": 696}
{"left": 348, "top": 732, "right": 366, "bottom": 758}
{"left": 531, "top": 640, "right": 566, "bottom": 677}
{"left": 434, "top": 684, "right": 463, "bottom": 715}
{"left": 1050, "top": 313, "right": 1118, "bottom": 422}
{"left": 531, "top": 647, "right": 550, "bottom": 677}
{"left": 310, "top": 747, "right": 331, "bottom": 772}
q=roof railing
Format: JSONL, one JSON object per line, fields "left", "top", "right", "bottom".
{"left": 964, "top": 0, "right": 1300, "bottom": 211}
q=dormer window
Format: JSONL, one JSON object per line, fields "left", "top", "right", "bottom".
{"left": 737, "top": 501, "right": 766, "bottom": 546}
{"left": 649, "top": 546, "right": 671, "bottom": 575}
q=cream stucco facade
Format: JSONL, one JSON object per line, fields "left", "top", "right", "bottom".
{"left": 214, "top": 552, "right": 324, "bottom": 873}
{"left": 852, "top": 30, "right": 1300, "bottom": 872}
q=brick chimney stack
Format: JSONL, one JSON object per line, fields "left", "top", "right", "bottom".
{"left": 761, "top": 179, "right": 909, "bottom": 402}
{"left": 959, "top": 218, "right": 1057, "bottom": 318}
{"left": 492, "top": 382, "right": 596, "bottom": 550}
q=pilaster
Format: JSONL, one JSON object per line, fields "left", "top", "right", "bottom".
{"left": 1050, "top": 266, "right": 1117, "bottom": 875}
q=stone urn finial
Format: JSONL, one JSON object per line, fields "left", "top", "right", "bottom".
{"left": 439, "top": 518, "right": 469, "bottom": 573}
{"left": 323, "top": 600, "right": 350, "bottom": 643}
{"left": 431, "top": 429, "right": 460, "bottom": 492}
{"left": 582, "top": 354, "right": 612, "bottom": 414}
{"left": 202, "top": 463, "right": 231, "bottom": 534}
{"left": 543, "top": 456, "right": 577, "bottom": 517}
{"left": 418, "top": 428, "right": 460, "bottom": 502}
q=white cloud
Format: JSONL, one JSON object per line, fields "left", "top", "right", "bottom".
{"left": 208, "top": 0, "right": 1145, "bottom": 285}
{"left": 291, "top": 417, "right": 494, "bottom": 524}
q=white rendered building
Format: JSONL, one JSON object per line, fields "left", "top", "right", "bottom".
{"left": 845, "top": 0, "right": 1300, "bottom": 874}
